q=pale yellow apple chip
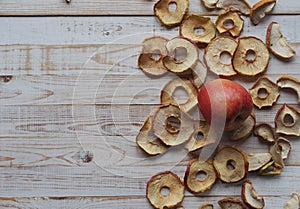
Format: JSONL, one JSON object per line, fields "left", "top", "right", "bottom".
{"left": 275, "top": 104, "right": 300, "bottom": 136}
{"left": 216, "top": 0, "right": 251, "bottom": 15}
{"left": 284, "top": 193, "right": 300, "bottom": 209}
{"left": 247, "top": 153, "right": 272, "bottom": 172}
{"left": 216, "top": 10, "right": 244, "bottom": 37}
{"left": 242, "top": 180, "right": 265, "bottom": 209}
{"left": 250, "top": 0, "right": 276, "bottom": 25}
{"left": 277, "top": 76, "right": 300, "bottom": 103}
{"left": 253, "top": 123, "right": 276, "bottom": 143}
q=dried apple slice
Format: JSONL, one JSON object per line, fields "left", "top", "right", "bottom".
{"left": 278, "top": 137, "right": 292, "bottom": 160}
{"left": 275, "top": 104, "right": 300, "bottom": 136}
{"left": 242, "top": 180, "right": 265, "bottom": 209}
{"left": 233, "top": 37, "right": 270, "bottom": 76}
{"left": 269, "top": 139, "right": 284, "bottom": 168}
{"left": 247, "top": 153, "right": 272, "bottom": 172}
{"left": 216, "top": 0, "right": 251, "bottom": 15}
{"left": 163, "top": 37, "right": 199, "bottom": 74}
{"left": 184, "top": 159, "right": 217, "bottom": 194}
{"left": 191, "top": 60, "right": 208, "bottom": 89}
{"left": 136, "top": 115, "right": 168, "bottom": 155}
{"left": 284, "top": 193, "right": 300, "bottom": 209}
{"left": 218, "top": 197, "right": 247, "bottom": 209}
{"left": 152, "top": 103, "right": 194, "bottom": 146}
{"left": 138, "top": 36, "right": 169, "bottom": 76}
{"left": 216, "top": 10, "right": 244, "bottom": 37}
{"left": 201, "top": 0, "right": 218, "bottom": 9}
{"left": 146, "top": 171, "right": 185, "bottom": 209}
{"left": 229, "top": 112, "right": 256, "bottom": 141}
{"left": 253, "top": 123, "right": 276, "bottom": 144}
{"left": 249, "top": 77, "right": 280, "bottom": 109}
{"left": 250, "top": 0, "right": 276, "bottom": 25}
{"left": 180, "top": 14, "right": 216, "bottom": 45}
{"left": 213, "top": 146, "right": 248, "bottom": 183}
{"left": 199, "top": 203, "right": 214, "bottom": 209}
{"left": 154, "top": 0, "right": 189, "bottom": 27}
{"left": 277, "top": 76, "right": 300, "bottom": 102}
{"left": 259, "top": 161, "right": 282, "bottom": 176}
{"left": 266, "top": 22, "right": 296, "bottom": 60}
{"left": 204, "top": 36, "right": 238, "bottom": 77}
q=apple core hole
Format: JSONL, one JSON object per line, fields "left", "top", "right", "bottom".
{"left": 194, "top": 27, "right": 205, "bottom": 35}
{"left": 196, "top": 171, "right": 207, "bottom": 181}
{"left": 220, "top": 51, "right": 232, "bottom": 65}
{"left": 174, "top": 47, "right": 187, "bottom": 63}
{"left": 168, "top": 2, "right": 177, "bottom": 12}
{"left": 194, "top": 131, "right": 204, "bottom": 141}
{"left": 160, "top": 186, "right": 170, "bottom": 197}
{"left": 223, "top": 19, "right": 234, "bottom": 29}
{"left": 151, "top": 49, "right": 162, "bottom": 61}
{"left": 283, "top": 113, "right": 295, "bottom": 127}
{"left": 246, "top": 49, "right": 256, "bottom": 62}
{"left": 226, "top": 159, "right": 236, "bottom": 170}
{"left": 173, "top": 86, "right": 189, "bottom": 104}
{"left": 166, "top": 116, "right": 181, "bottom": 134}
{"left": 258, "top": 88, "right": 269, "bottom": 99}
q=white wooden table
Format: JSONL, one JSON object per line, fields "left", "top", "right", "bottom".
{"left": 0, "top": 0, "right": 299, "bottom": 208}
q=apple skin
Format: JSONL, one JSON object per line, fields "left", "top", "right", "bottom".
{"left": 198, "top": 79, "right": 253, "bottom": 131}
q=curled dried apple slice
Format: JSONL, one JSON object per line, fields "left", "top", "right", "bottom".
{"left": 216, "top": 0, "right": 251, "bottom": 15}
{"left": 247, "top": 152, "right": 272, "bottom": 172}
{"left": 184, "top": 159, "right": 217, "bottom": 194}
{"left": 216, "top": 10, "right": 244, "bottom": 37}
{"left": 161, "top": 78, "right": 198, "bottom": 113}
{"left": 138, "top": 36, "right": 169, "bottom": 76}
{"left": 284, "top": 193, "right": 300, "bottom": 209}
{"left": 163, "top": 37, "right": 199, "bottom": 74}
{"left": 229, "top": 112, "right": 256, "bottom": 141}
{"left": 218, "top": 197, "right": 247, "bottom": 209}
{"left": 199, "top": 203, "right": 214, "bottom": 209}
{"left": 201, "top": 0, "right": 218, "bottom": 9}
{"left": 136, "top": 115, "right": 168, "bottom": 155}
{"left": 204, "top": 36, "right": 238, "bottom": 77}
{"left": 180, "top": 14, "right": 216, "bottom": 45}
{"left": 277, "top": 76, "right": 300, "bottom": 102}
{"left": 250, "top": 0, "right": 276, "bottom": 25}
{"left": 269, "top": 139, "right": 284, "bottom": 168}
{"left": 146, "top": 171, "right": 185, "bottom": 209}
{"left": 242, "top": 180, "right": 265, "bottom": 209}
{"left": 253, "top": 123, "right": 276, "bottom": 144}
{"left": 278, "top": 137, "right": 292, "bottom": 160}
{"left": 233, "top": 37, "right": 270, "bottom": 76}
{"left": 249, "top": 77, "right": 280, "bottom": 109}
{"left": 266, "top": 22, "right": 296, "bottom": 60}
{"left": 154, "top": 0, "right": 188, "bottom": 27}
{"left": 213, "top": 146, "right": 248, "bottom": 183}
{"left": 191, "top": 60, "right": 208, "bottom": 89}
{"left": 275, "top": 104, "right": 300, "bottom": 136}
{"left": 152, "top": 103, "right": 194, "bottom": 146}
{"left": 259, "top": 161, "right": 282, "bottom": 176}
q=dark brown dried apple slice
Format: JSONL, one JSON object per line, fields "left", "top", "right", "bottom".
{"left": 275, "top": 104, "right": 300, "bottom": 136}
{"left": 242, "top": 180, "right": 265, "bottom": 209}
{"left": 136, "top": 115, "right": 168, "bottom": 155}
{"left": 216, "top": 10, "right": 244, "bottom": 37}
{"left": 247, "top": 152, "right": 272, "bottom": 172}
{"left": 233, "top": 37, "right": 270, "bottom": 76}
{"left": 199, "top": 203, "right": 214, "bottom": 209}
{"left": 259, "top": 161, "right": 282, "bottom": 176}
{"left": 250, "top": 0, "right": 276, "bottom": 25}
{"left": 184, "top": 159, "right": 217, "bottom": 194}
{"left": 146, "top": 171, "right": 185, "bottom": 209}
{"left": 216, "top": 0, "right": 251, "bottom": 15}
{"left": 218, "top": 197, "right": 247, "bottom": 209}
{"left": 229, "top": 112, "right": 256, "bottom": 141}
{"left": 277, "top": 76, "right": 300, "bottom": 103}
{"left": 154, "top": 0, "right": 189, "bottom": 27}
{"left": 253, "top": 123, "right": 276, "bottom": 144}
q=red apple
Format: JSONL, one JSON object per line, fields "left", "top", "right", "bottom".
{"left": 198, "top": 79, "right": 253, "bottom": 131}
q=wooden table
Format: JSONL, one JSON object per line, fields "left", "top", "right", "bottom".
{"left": 0, "top": 0, "right": 299, "bottom": 208}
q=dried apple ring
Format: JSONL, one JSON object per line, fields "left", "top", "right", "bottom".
{"left": 229, "top": 112, "right": 256, "bottom": 141}
{"left": 250, "top": 0, "right": 276, "bottom": 25}
{"left": 161, "top": 78, "right": 198, "bottom": 113}
{"left": 275, "top": 104, "right": 300, "bottom": 136}
{"left": 216, "top": 10, "right": 244, "bottom": 37}
{"left": 184, "top": 159, "right": 217, "bottom": 194}
{"left": 218, "top": 197, "right": 247, "bottom": 209}
{"left": 233, "top": 36, "right": 270, "bottom": 76}
{"left": 204, "top": 36, "right": 238, "bottom": 77}
{"left": 163, "top": 37, "right": 199, "bottom": 74}
{"left": 216, "top": 0, "right": 251, "bottom": 15}
{"left": 213, "top": 146, "right": 248, "bottom": 183}
{"left": 249, "top": 77, "right": 280, "bottom": 109}
{"left": 154, "top": 0, "right": 188, "bottom": 27}
{"left": 146, "top": 171, "right": 185, "bottom": 209}
{"left": 253, "top": 123, "right": 276, "bottom": 144}
{"left": 269, "top": 139, "right": 284, "bottom": 168}
{"left": 277, "top": 76, "right": 300, "bottom": 103}
{"left": 180, "top": 14, "right": 216, "bottom": 45}
{"left": 138, "top": 36, "right": 168, "bottom": 76}
{"left": 242, "top": 180, "right": 265, "bottom": 209}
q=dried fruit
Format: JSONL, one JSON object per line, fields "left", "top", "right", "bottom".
{"left": 163, "top": 37, "right": 199, "bottom": 74}
{"left": 233, "top": 37, "right": 270, "bottom": 76}
{"left": 275, "top": 104, "right": 300, "bottom": 136}
{"left": 259, "top": 161, "right": 282, "bottom": 176}
{"left": 216, "top": 0, "right": 251, "bottom": 15}
{"left": 218, "top": 197, "right": 247, "bottom": 209}
{"left": 253, "top": 123, "right": 276, "bottom": 144}
{"left": 191, "top": 60, "right": 208, "bottom": 89}
{"left": 266, "top": 22, "right": 296, "bottom": 60}
{"left": 201, "top": 0, "right": 218, "bottom": 9}
{"left": 249, "top": 77, "right": 280, "bottom": 109}
{"left": 199, "top": 203, "right": 214, "bottom": 209}
{"left": 213, "top": 146, "right": 248, "bottom": 183}
{"left": 146, "top": 171, "right": 185, "bottom": 209}
{"left": 247, "top": 152, "right": 272, "bottom": 172}
{"left": 277, "top": 137, "right": 292, "bottom": 160}
{"left": 136, "top": 115, "right": 168, "bottom": 155}
{"left": 216, "top": 10, "right": 244, "bottom": 37}
{"left": 250, "top": 0, "right": 276, "bottom": 25}
{"left": 154, "top": 0, "right": 189, "bottom": 27}
{"left": 242, "top": 180, "right": 265, "bottom": 209}
{"left": 277, "top": 76, "right": 300, "bottom": 103}
{"left": 184, "top": 159, "right": 217, "bottom": 194}
{"left": 204, "top": 36, "right": 238, "bottom": 77}
{"left": 269, "top": 139, "right": 284, "bottom": 168}
{"left": 229, "top": 112, "right": 256, "bottom": 141}
{"left": 284, "top": 193, "right": 299, "bottom": 209}
{"left": 152, "top": 103, "right": 194, "bottom": 146}
{"left": 180, "top": 14, "right": 216, "bottom": 45}
{"left": 138, "top": 36, "right": 168, "bottom": 76}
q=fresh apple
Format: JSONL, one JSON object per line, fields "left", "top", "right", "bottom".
{"left": 198, "top": 79, "right": 253, "bottom": 131}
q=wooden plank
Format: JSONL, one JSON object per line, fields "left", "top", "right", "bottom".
{"left": 0, "top": 0, "right": 299, "bottom": 16}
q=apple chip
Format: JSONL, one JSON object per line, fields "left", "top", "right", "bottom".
{"left": 216, "top": 0, "right": 251, "bottom": 16}
{"left": 180, "top": 14, "right": 216, "bottom": 45}
{"left": 242, "top": 180, "right": 265, "bottom": 209}
{"left": 216, "top": 10, "right": 244, "bottom": 37}
{"left": 259, "top": 161, "right": 282, "bottom": 176}
{"left": 253, "top": 123, "right": 276, "bottom": 144}
{"left": 269, "top": 139, "right": 284, "bottom": 168}
{"left": 278, "top": 137, "right": 292, "bottom": 160}
{"left": 233, "top": 37, "right": 270, "bottom": 76}
{"left": 184, "top": 159, "right": 217, "bottom": 194}
{"left": 213, "top": 146, "right": 248, "bottom": 183}
{"left": 138, "top": 36, "right": 169, "bottom": 76}
{"left": 191, "top": 60, "right": 208, "bottom": 89}
{"left": 201, "top": 0, "right": 218, "bottom": 9}
{"left": 146, "top": 171, "right": 185, "bottom": 209}
{"left": 249, "top": 77, "right": 280, "bottom": 109}
{"left": 284, "top": 193, "right": 300, "bottom": 209}
{"left": 229, "top": 112, "right": 256, "bottom": 141}
{"left": 250, "top": 0, "right": 276, "bottom": 25}
{"left": 247, "top": 152, "right": 272, "bottom": 172}
{"left": 218, "top": 197, "right": 247, "bottom": 209}
{"left": 277, "top": 76, "right": 300, "bottom": 103}
{"left": 204, "top": 36, "right": 238, "bottom": 77}
{"left": 199, "top": 203, "right": 214, "bottom": 209}
{"left": 154, "top": 0, "right": 188, "bottom": 27}
{"left": 163, "top": 37, "right": 199, "bottom": 74}
{"left": 136, "top": 115, "right": 168, "bottom": 155}
{"left": 266, "top": 22, "right": 296, "bottom": 60}
{"left": 275, "top": 104, "right": 300, "bottom": 136}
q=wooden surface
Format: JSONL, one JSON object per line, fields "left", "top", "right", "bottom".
{"left": 0, "top": 0, "right": 299, "bottom": 208}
